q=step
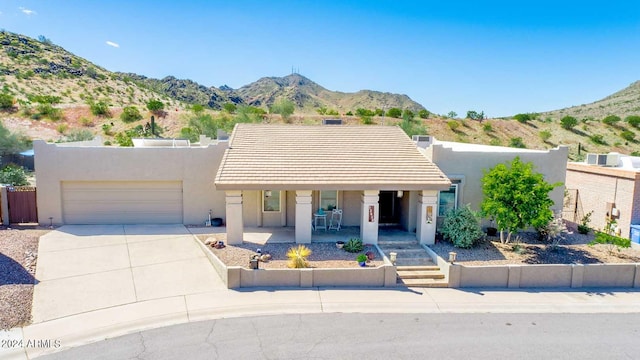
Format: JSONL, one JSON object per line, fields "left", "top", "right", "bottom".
{"left": 397, "top": 270, "right": 445, "bottom": 280}
{"left": 393, "top": 258, "right": 438, "bottom": 266}
{"left": 378, "top": 240, "right": 419, "bottom": 246}
{"left": 397, "top": 278, "right": 449, "bottom": 288}
{"left": 396, "top": 265, "right": 440, "bottom": 272}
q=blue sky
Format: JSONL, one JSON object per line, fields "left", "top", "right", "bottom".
{"left": 2, "top": 0, "right": 639, "bottom": 117}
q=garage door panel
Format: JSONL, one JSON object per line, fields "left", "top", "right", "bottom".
{"left": 62, "top": 181, "right": 183, "bottom": 224}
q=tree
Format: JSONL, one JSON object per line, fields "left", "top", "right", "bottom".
{"left": 447, "top": 111, "right": 458, "bottom": 119}
{"left": 146, "top": 99, "right": 165, "bottom": 114}
{"left": 0, "top": 164, "right": 29, "bottom": 186}
{"left": 386, "top": 108, "right": 402, "bottom": 118}
{"left": 402, "top": 109, "right": 415, "bottom": 121}
{"left": 481, "top": 157, "right": 560, "bottom": 244}
{"left": 418, "top": 109, "right": 430, "bottom": 119}
{"left": 466, "top": 110, "right": 484, "bottom": 121}
{"left": 560, "top": 116, "right": 578, "bottom": 130}
{"left": 222, "top": 102, "right": 237, "bottom": 114}
{"left": 37, "top": 35, "right": 53, "bottom": 45}
{"left": 269, "top": 99, "right": 295, "bottom": 122}
{"left": 120, "top": 106, "right": 142, "bottom": 123}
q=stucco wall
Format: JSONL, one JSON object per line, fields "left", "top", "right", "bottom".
{"left": 565, "top": 163, "right": 640, "bottom": 239}
{"left": 426, "top": 144, "right": 569, "bottom": 217}
{"left": 34, "top": 140, "right": 228, "bottom": 225}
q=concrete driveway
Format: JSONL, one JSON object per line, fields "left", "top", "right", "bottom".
{"left": 32, "top": 225, "right": 225, "bottom": 323}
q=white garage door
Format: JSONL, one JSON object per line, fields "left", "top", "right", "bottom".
{"left": 62, "top": 181, "right": 183, "bottom": 224}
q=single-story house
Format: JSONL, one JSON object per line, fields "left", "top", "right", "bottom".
{"left": 565, "top": 153, "right": 640, "bottom": 241}
{"left": 34, "top": 124, "right": 568, "bottom": 245}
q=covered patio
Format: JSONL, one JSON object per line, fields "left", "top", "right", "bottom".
{"left": 214, "top": 124, "right": 451, "bottom": 245}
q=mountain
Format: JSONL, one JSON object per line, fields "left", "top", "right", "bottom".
{"left": 234, "top": 73, "right": 426, "bottom": 113}
{"left": 541, "top": 81, "right": 640, "bottom": 120}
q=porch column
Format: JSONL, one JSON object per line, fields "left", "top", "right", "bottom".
{"left": 360, "top": 190, "right": 379, "bottom": 244}
{"left": 225, "top": 190, "right": 243, "bottom": 245}
{"left": 417, "top": 190, "right": 438, "bottom": 245}
{"left": 295, "top": 190, "right": 313, "bottom": 244}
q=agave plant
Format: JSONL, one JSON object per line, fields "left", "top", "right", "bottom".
{"left": 286, "top": 245, "right": 312, "bottom": 268}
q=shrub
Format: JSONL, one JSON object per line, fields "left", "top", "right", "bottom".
{"left": 79, "top": 117, "right": 94, "bottom": 127}
{"left": 355, "top": 108, "right": 374, "bottom": 117}
{"left": 65, "top": 129, "right": 94, "bottom": 142}
{"left": 620, "top": 130, "right": 635, "bottom": 142}
{"left": 513, "top": 113, "right": 531, "bottom": 123}
{"left": 577, "top": 211, "right": 593, "bottom": 234}
{"left": 625, "top": 115, "right": 640, "bottom": 128}
{"left": 343, "top": 237, "right": 364, "bottom": 253}
{"left": 589, "top": 134, "right": 606, "bottom": 145}
{"left": 270, "top": 99, "right": 295, "bottom": 122}
{"left": 447, "top": 120, "right": 460, "bottom": 131}
{"left": 287, "top": 245, "right": 311, "bottom": 268}
{"left": 589, "top": 232, "right": 630, "bottom": 255}
{"left": 36, "top": 103, "right": 62, "bottom": 121}
{"left": 191, "top": 104, "right": 205, "bottom": 114}
{"left": 345, "top": 111, "right": 353, "bottom": 116}
{"left": 440, "top": 205, "right": 484, "bottom": 248}
{"left": 146, "top": 99, "right": 164, "bottom": 114}
{"left": 536, "top": 217, "right": 567, "bottom": 248}
{"left": 509, "top": 137, "right": 526, "bottom": 148}
{"left": 120, "top": 106, "right": 142, "bottom": 123}
{"left": 56, "top": 124, "right": 68, "bottom": 134}
{"left": 386, "top": 108, "right": 402, "bottom": 118}
{"left": 482, "top": 123, "right": 493, "bottom": 132}
{"left": 560, "top": 116, "right": 578, "bottom": 130}
{"left": 602, "top": 115, "right": 621, "bottom": 126}
{"left": 418, "top": 109, "right": 430, "bottom": 119}
{"left": 466, "top": 110, "right": 484, "bottom": 121}
{"left": 90, "top": 100, "right": 110, "bottom": 117}
{"left": 539, "top": 130, "right": 552, "bottom": 142}
{"left": 0, "top": 93, "right": 14, "bottom": 109}
{"left": 101, "top": 123, "right": 113, "bottom": 135}
{"left": 0, "top": 165, "right": 29, "bottom": 186}
{"left": 402, "top": 109, "right": 415, "bottom": 120}
{"left": 222, "top": 102, "right": 237, "bottom": 114}
{"left": 356, "top": 254, "right": 368, "bottom": 263}
{"left": 360, "top": 116, "right": 374, "bottom": 125}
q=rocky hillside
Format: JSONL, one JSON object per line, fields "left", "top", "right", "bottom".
{"left": 233, "top": 73, "right": 426, "bottom": 113}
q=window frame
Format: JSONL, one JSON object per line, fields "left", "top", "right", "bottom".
{"left": 438, "top": 184, "right": 458, "bottom": 217}
{"left": 262, "top": 190, "right": 282, "bottom": 213}
{"left": 319, "top": 190, "right": 339, "bottom": 211}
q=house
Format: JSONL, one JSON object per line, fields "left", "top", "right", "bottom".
{"left": 34, "top": 124, "right": 568, "bottom": 244}
{"left": 565, "top": 153, "right": 640, "bottom": 241}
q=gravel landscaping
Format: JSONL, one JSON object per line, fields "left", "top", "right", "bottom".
{"left": 430, "top": 229, "right": 640, "bottom": 266}
{"left": 0, "top": 226, "right": 49, "bottom": 329}
{"left": 196, "top": 234, "right": 384, "bottom": 269}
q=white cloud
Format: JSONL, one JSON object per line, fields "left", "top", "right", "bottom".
{"left": 19, "top": 7, "right": 36, "bottom": 16}
{"left": 106, "top": 41, "right": 120, "bottom": 48}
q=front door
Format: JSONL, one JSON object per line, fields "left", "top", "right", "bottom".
{"left": 379, "top": 191, "right": 400, "bottom": 224}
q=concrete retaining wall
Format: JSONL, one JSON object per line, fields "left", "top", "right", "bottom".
{"left": 449, "top": 262, "right": 640, "bottom": 288}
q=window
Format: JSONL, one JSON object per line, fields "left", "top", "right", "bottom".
{"left": 262, "top": 190, "right": 281, "bottom": 212}
{"left": 438, "top": 184, "right": 458, "bottom": 216}
{"left": 320, "top": 190, "right": 338, "bottom": 211}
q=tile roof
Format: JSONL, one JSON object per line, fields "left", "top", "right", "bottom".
{"left": 214, "top": 124, "right": 451, "bottom": 190}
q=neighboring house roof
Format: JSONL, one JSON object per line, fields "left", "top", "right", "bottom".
{"left": 433, "top": 140, "right": 553, "bottom": 153}
{"left": 215, "top": 124, "right": 451, "bottom": 191}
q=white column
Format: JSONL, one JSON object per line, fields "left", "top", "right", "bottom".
{"left": 1, "top": 187, "right": 9, "bottom": 225}
{"left": 360, "top": 190, "right": 379, "bottom": 244}
{"left": 225, "top": 190, "right": 243, "bottom": 245}
{"left": 417, "top": 190, "right": 438, "bottom": 244}
{"left": 295, "top": 190, "right": 313, "bottom": 244}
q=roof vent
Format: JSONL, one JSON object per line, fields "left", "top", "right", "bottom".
{"left": 586, "top": 153, "right": 620, "bottom": 167}
{"left": 322, "top": 119, "right": 343, "bottom": 125}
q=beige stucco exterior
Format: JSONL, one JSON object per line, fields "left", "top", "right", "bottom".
{"left": 34, "top": 139, "right": 228, "bottom": 226}
{"left": 424, "top": 141, "right": 569, "bottom": 224}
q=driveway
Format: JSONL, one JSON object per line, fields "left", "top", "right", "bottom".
{"left": 32, "top": 225, "right": 225, "bottom": 323}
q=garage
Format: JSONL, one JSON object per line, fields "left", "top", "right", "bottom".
{"left": 62, "top": 181, "right": 183, "bottom": 224}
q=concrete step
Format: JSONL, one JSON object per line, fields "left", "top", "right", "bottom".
{"left": 393, "top": 258, "right": 437, "bottom": 266}
{"left": 397, "top": 270, "right": 445, "bottom": 280}
{"left": 378, "top": 240, "right": 419, "bottom": 247}
{"left": 397, "top": 278, "right": 449, "bottom": 288}
{"left": 384, "top": 249, "right": 432, "bottom": 259}
{"left": 396, "top": 265, "right": 440, "bottom": 271}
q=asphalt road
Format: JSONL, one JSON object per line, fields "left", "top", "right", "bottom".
{"left": 40, "top": 313, "right": 640, "bottom": 360}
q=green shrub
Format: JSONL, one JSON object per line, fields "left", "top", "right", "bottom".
{"left": 0, "top": 93, "right": 14, "bottom": 109}
{"left": 602, "top": 115, "right": 621, "bottom": 126}
{"left": 79, "top": 117, "right": 94, "bottom": 127}
{"left": 343, "top": 237, "right": 364, "bottom": 253}
{"left": 536, "top": 217, "right": 567, "bottom": 248}
{"left": 0, "top": 165, "right": 29, "bottom": 186}
{"left": 513, "top": 113, "right": 531, "bottom": 123}
{"left": 560, "top": 116, "right": 578, "bottom": 130}
{"left": 65, "top": 129, "right": 94, "bottom": 142}
{"left": 361, "top": 116, "right": 374, "bottom": 125}
{"left": 386, "top": 108, "right": 402, "bottom": 118}
{"left": 482, "top": 123, "right": 493, "bottom": 132}
{"left": 146, "top": 99, "right": 165, "bottom": 114}
{"left": 539, "top": 130, "right": 552, "bottom": 142}
{"left": 345, "top": 111, "right": 353, "bottom": 116}
{"left": 356, "top": 254, "right": 368, "bottom": 263}
{"left": 36, "top": 103, "right": 62, "bottom": 121}
{"left": 625, "top": 115, "right": 640, "bottom": 128}
{"left": 120, "top": 106, "right": 142, "bottom": 123}
{"left": 589, "top": 232, "right": 630, "bottom": 255}
{"left": 577, "top": 211, "right": 592, "bottom": 234}
{"left": 418, "top": 109, "right": 430, "bottom": 119}
{"left": 620, "top": 130, "right": 636, "bottom": 142}
{"left": 222, "top": 102, "right": 237, "bottom": 114}
{"left": 440, "top": 205, "right": 484, "bottom": 248}
{"left": 589, "top": 134, "right": 606, "bottom": 145}
{"left": 56, "top": 124, "right": 68, "bottom": 134}
{"left": 90, "top": 101, "right": 110, "bottom": 117}
{"left": 509, "top": 137, "right": 526, "bottom": 148}
{"left": 101, "top": 123, "right": 113, "bottom": 135}
{"left": 447, "top": 120, "right": 460, "bottom": 131}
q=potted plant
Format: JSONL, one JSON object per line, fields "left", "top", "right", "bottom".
{"left": 336, "top": 240, "right": 345, "bottom": 249}
{"left": 356, "top": 253, "right": 368, "bottom": 267}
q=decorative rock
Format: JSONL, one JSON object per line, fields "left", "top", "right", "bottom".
{"left": 204, "top": 237, "right": 215, "bottom": 245}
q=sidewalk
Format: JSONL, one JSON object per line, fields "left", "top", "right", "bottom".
{"left": 3, "top": 286, "right": 640, "bottom": 359}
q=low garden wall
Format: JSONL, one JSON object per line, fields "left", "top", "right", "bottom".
{"left": 195, "top": 238, "right": 397, "bottom": 288}
{"left": 447, "top": 263, "right": 640, "bottom": 288}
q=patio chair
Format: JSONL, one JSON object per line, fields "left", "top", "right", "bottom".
{"left": 328, "top": 209, "right": 342, "bottom": 231}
